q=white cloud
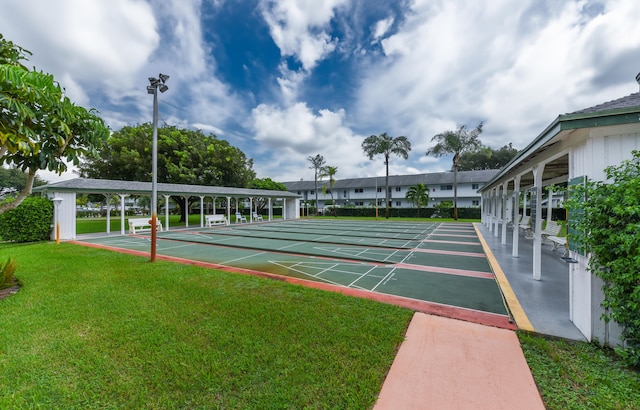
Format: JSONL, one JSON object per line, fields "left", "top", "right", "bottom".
{"left": 372, "top": 16, "right": 394, "bottom": 42}
{"left": 0, "top": 0, "right": 159, "bottom": 103}
{"left": 356, "top": 0, "right": 640, "bottom": 156}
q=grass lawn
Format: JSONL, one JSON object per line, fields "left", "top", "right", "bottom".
{"left": 518, "top": 332, "right": 639, "bottom": 409}
{"left": 0, "top": 242, "right": 412, "bottom": 408}
{"left": 2, "top": 240, "right": 638, "bottom": 408}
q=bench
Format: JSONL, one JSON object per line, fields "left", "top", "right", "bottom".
{"left": 252, "top": 212, "right": 263, "bottom": 222}
{"left": 547, "top": 235, "right": 567, "bottom": 251}
{"left": 541, "top": 220, "right": 562, "bottom": 240}
{"left": 128, "top": 218, "right": 163, "bottom": 234}
{"left": 205, "top": 214, "right": 228, "bottom": 226}
{"left": 235, "top": 212, "right": 247, "bottom": 223}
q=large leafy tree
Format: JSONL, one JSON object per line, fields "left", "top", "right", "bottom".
{"left": 0, "top": 34, "right": 109, "bottom": 213}
{"left": 0, "top": 167, "right": 46, "bottom": 198}
{"left": 426, "top": 123, "right": 483, "bottom": 220}
{"left": 248, "top": 177, "right": 287, "bottom": 213}
{"left": 78, "top": 123, "right": 255, "bottom": 220}
{"left": 405, "top": 183, "right": 429, "bottom": 217}
{"left": 458, "top": 143, "right": 518, "bottom": 171}
{"left": 307, "top": 154, "right": 325, "bottom": 215}
{"left": 319, "top": 165, "right": 338, "bottom": 217}
{"left": 362, "top": 132, "right": 411, "bottom": 218}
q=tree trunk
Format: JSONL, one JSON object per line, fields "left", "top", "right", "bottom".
{"left": 0, "top": 170, "right": 36, "bottom": 215}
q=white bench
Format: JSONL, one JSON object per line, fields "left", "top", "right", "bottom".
{"left": 205, "top": 214, "right": 228, "bottom": 226}
{"left": 235, "top": 212, "right": 247, "bottom": 223}
{"left": 547, "top": 235, "right": 567, "bottom": 251}
{"left": 128, "top": 218, "right": 163, "bottom": 234}
{"left": 252, "top": 212, "right": 263, "bottom": 222}
{"left": 541, "top": 220, "right": 562, "bottom": 241}
{"left": 518, "top": 215, "right": 531, "bottom": 232}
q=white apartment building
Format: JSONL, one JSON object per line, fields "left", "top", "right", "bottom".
{"left": 284, "top": 169, "right": 499, "bottom": 209}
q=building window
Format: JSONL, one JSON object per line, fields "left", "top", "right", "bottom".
{"left": 440, "top": 185, "right": 453, "bottom": 190}
{"left": 472, "top": 183, "right": 479, "bottom": 190}
{"left": 472, "top": 200, "right": 479, "bottom": 206}
{"left": 297, "top": 191, "right": 301, "bottom": 195}
{"left": 344, "top": 190, "right": 347, "bottom": 197}
{"left": 395, "top": 201, "right": 401, "bottom": 207}
{"left": 377, "top": 187, "right": 382, "bottom": 193}
{"left": 310, "top": 190, "right": 314, "bottom": 195}
{"left": 355, "top": 188, "right": 363, "bottom": 193}
{"left": 395, "top": 187, "right": 401, "bottom": 192}
{"left": 355, "top": 201, "right": 364, "bottom": 206}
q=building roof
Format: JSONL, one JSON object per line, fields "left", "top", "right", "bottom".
{"left": 34, "top": 178, "right": 300, "bottom": 198}
{"left": 563, "top": 92, "right": 640, "bottom": 117}
{"left": 283, "top": 169, "right": 499, "bottom": 191}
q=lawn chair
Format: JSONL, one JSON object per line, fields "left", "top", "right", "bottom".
{"left": 235, "top": 212, "right": 247, "bottom": 223}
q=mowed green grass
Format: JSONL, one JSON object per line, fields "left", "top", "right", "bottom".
{"left": 0, "top": 242, "right": 412, "bottom": 409}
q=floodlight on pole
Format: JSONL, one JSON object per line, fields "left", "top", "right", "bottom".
{"left": 148, "top": 73, "right": 169, "bottom": 262}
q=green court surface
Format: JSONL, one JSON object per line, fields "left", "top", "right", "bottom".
{"left": 78, "top": 220, "right": 511, "bottom": 325}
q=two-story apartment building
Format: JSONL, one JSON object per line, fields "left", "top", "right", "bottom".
{"left": 283, "top": 169, "right": 499, "bottom": 210}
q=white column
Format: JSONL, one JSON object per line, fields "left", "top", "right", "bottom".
{"left": 250, "top": 197, "right": 254, "bottom": 222}
{"left": 494, "top": 186, "right": 501, "bottom": 237}
{"left": 501, "top": 181, "right": 508, "bottom": 245}
{"left": 547, "top": 185, "right": 554, "bottom": 224}
{"left": 532, "top": 164, "right": 545, "bottom": 280}
{"left": 283, "top": 198, "right": 287, "bottom": 220}
{"left": 162, "top": 195, "right": 170, "bottom": 230}
{"left": 226, "top": 197, "right": 231, "bottom": 225}
{"left": 105, "top": 194, "right": 112, "bottom": 234}
{"left": 200, "top": 196, "right": 205, "bottom": 227}
{"left": 512, "top": 175, "right": 521, "bottom": 257}
{"left": 184, "top": 196, "right": 190, "bottom": 228}
{"left": 268, "top": 198, "right": 272, "bottom": 221}
{"left": 119, "top": 194, "right": 127, "bottom": 235}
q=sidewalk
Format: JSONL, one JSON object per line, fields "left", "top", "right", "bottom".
{"left": 374, "top": 313, "right": 544, "bottom": 409}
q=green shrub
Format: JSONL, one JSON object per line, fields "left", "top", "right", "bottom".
{"left": 0, "top": 257, "right": 18, "bottom": 290}
{"left": 0, "top": 196, "right": 53, "bottom": 242}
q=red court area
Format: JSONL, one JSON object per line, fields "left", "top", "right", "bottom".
{"left": 77, "top": 220, "right": 514, "bottom": 329}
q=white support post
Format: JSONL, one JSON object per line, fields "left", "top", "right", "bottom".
{"left": 547, "top": 185, "right": 554, "bottom": 225}
{"left": 184, "top": 196, "right": 190, "bottom": 228}
{"left": 164, "top": 195, "right": 171, "bottom": 230}
{"left": 494, "top": 186, "right": 501, "bottom": 237}
{"left": 501, "top": 181, "right": 508, "bottom": 245}
{"left": 268, "top": 198, "right": 272, "bottom": 221}
{"left": 226, "top": 197, "right": 231, "bottom": 225}
{"left": 532, "top": 164, "right": 545, "bottom": 281}
{"left": 200, "top": 196, "right": 205, "bottom": 227}
{"left": 512, "top": 175, "right": 521, "bottom": 257}
{"left": 250, "top": 198, "right": 254, "bottom": 222}
{"left": 105, "top": 194, "right": 112, "bottom": 234}
{"left": 119, "top": 194, "right": 127, "bottom": 235}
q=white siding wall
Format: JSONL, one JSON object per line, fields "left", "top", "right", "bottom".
{"left": 569, "top": 126, "right": 640, "bottom": 344}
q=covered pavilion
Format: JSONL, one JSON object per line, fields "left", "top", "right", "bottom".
{"left": 34, "top": 178, "right": 301, "bottom": 240}
{"left": 479, "top": 74, "right": 640, "bottom": 345}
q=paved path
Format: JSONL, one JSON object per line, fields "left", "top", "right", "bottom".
{"left": 374, "top": 313, "right": 544, "bottom": 409}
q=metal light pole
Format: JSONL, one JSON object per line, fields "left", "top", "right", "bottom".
{"left": 147, "top": 74, "right": 169, "bottom": 262}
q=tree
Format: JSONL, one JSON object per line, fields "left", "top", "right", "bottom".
{"left": 319, "top": 165, "right": 338, "bottom": 217}
{"left": 458, "top": 143, "right": 518, "bottom": 171}
{"left": 248, "top": 177, "right": 288, "bottom": 213}
{"left": 426, "top": 123, "right": 483, "bottom": 220}
{"left": 405, "top": 183, "right": 429, "bottom": 217}
{"left": 0, "top": 34, "right": 109, "bottom": 214}
{"left": 362, "top": 133, "right": 411, "bottom": 218}
{"left": 78, "top": 123, "right": 255, "bottom": 221}
{"left": 307, "top": 154, "right": 325, "bottom": 215}
{"left": 565, "top": 151, "right": 640, "bottom": 367}
{"left": 0, "top": 167, "right": 46, "bottom": 198}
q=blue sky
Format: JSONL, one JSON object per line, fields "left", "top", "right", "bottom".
{"left": 2, "top": 0, "right": 640, "bottom": 183}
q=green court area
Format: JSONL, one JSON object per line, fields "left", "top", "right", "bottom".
{"left": 78, "top": 220, "right": 511, "bottom": 327}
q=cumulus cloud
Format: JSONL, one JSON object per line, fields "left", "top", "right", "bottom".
{"left": 356, "top": 0, "right": 640, "bottom": 155}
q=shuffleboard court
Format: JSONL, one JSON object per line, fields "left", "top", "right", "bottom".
{"left": 76, "top": 220, "right": 513, "bottom": 329}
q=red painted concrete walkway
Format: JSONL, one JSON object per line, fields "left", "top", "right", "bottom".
{"left": 374, "top": 313, "right": 544, "bottom": 410}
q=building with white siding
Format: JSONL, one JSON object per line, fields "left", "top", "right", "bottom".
{"left": 284, "top": 169, "right": 499, "bottom": 210}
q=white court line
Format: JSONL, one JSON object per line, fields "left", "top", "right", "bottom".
{"left": 221, "top": 252, "right": 268, "bottom": 264}
{"left": 348, "top": 265, "right": 378, "bottom": 287}
{"left": 371, "top": 267, "right": 397, "bottom": 292}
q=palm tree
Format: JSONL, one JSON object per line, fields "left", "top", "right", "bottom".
{"left": 426, "top": 123, "right": 483, "bottom": 220}
{"left": 307, "top": 154, "right": 325, "bottom": 215}
{"left": 405, "top": 183, "right": 429, "bottom": 217}
{"left": 319, "top": 165, "right": 338, "bottom": 217}
{"left": 362, "top": 133, "right": 411, "bottom": 218}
